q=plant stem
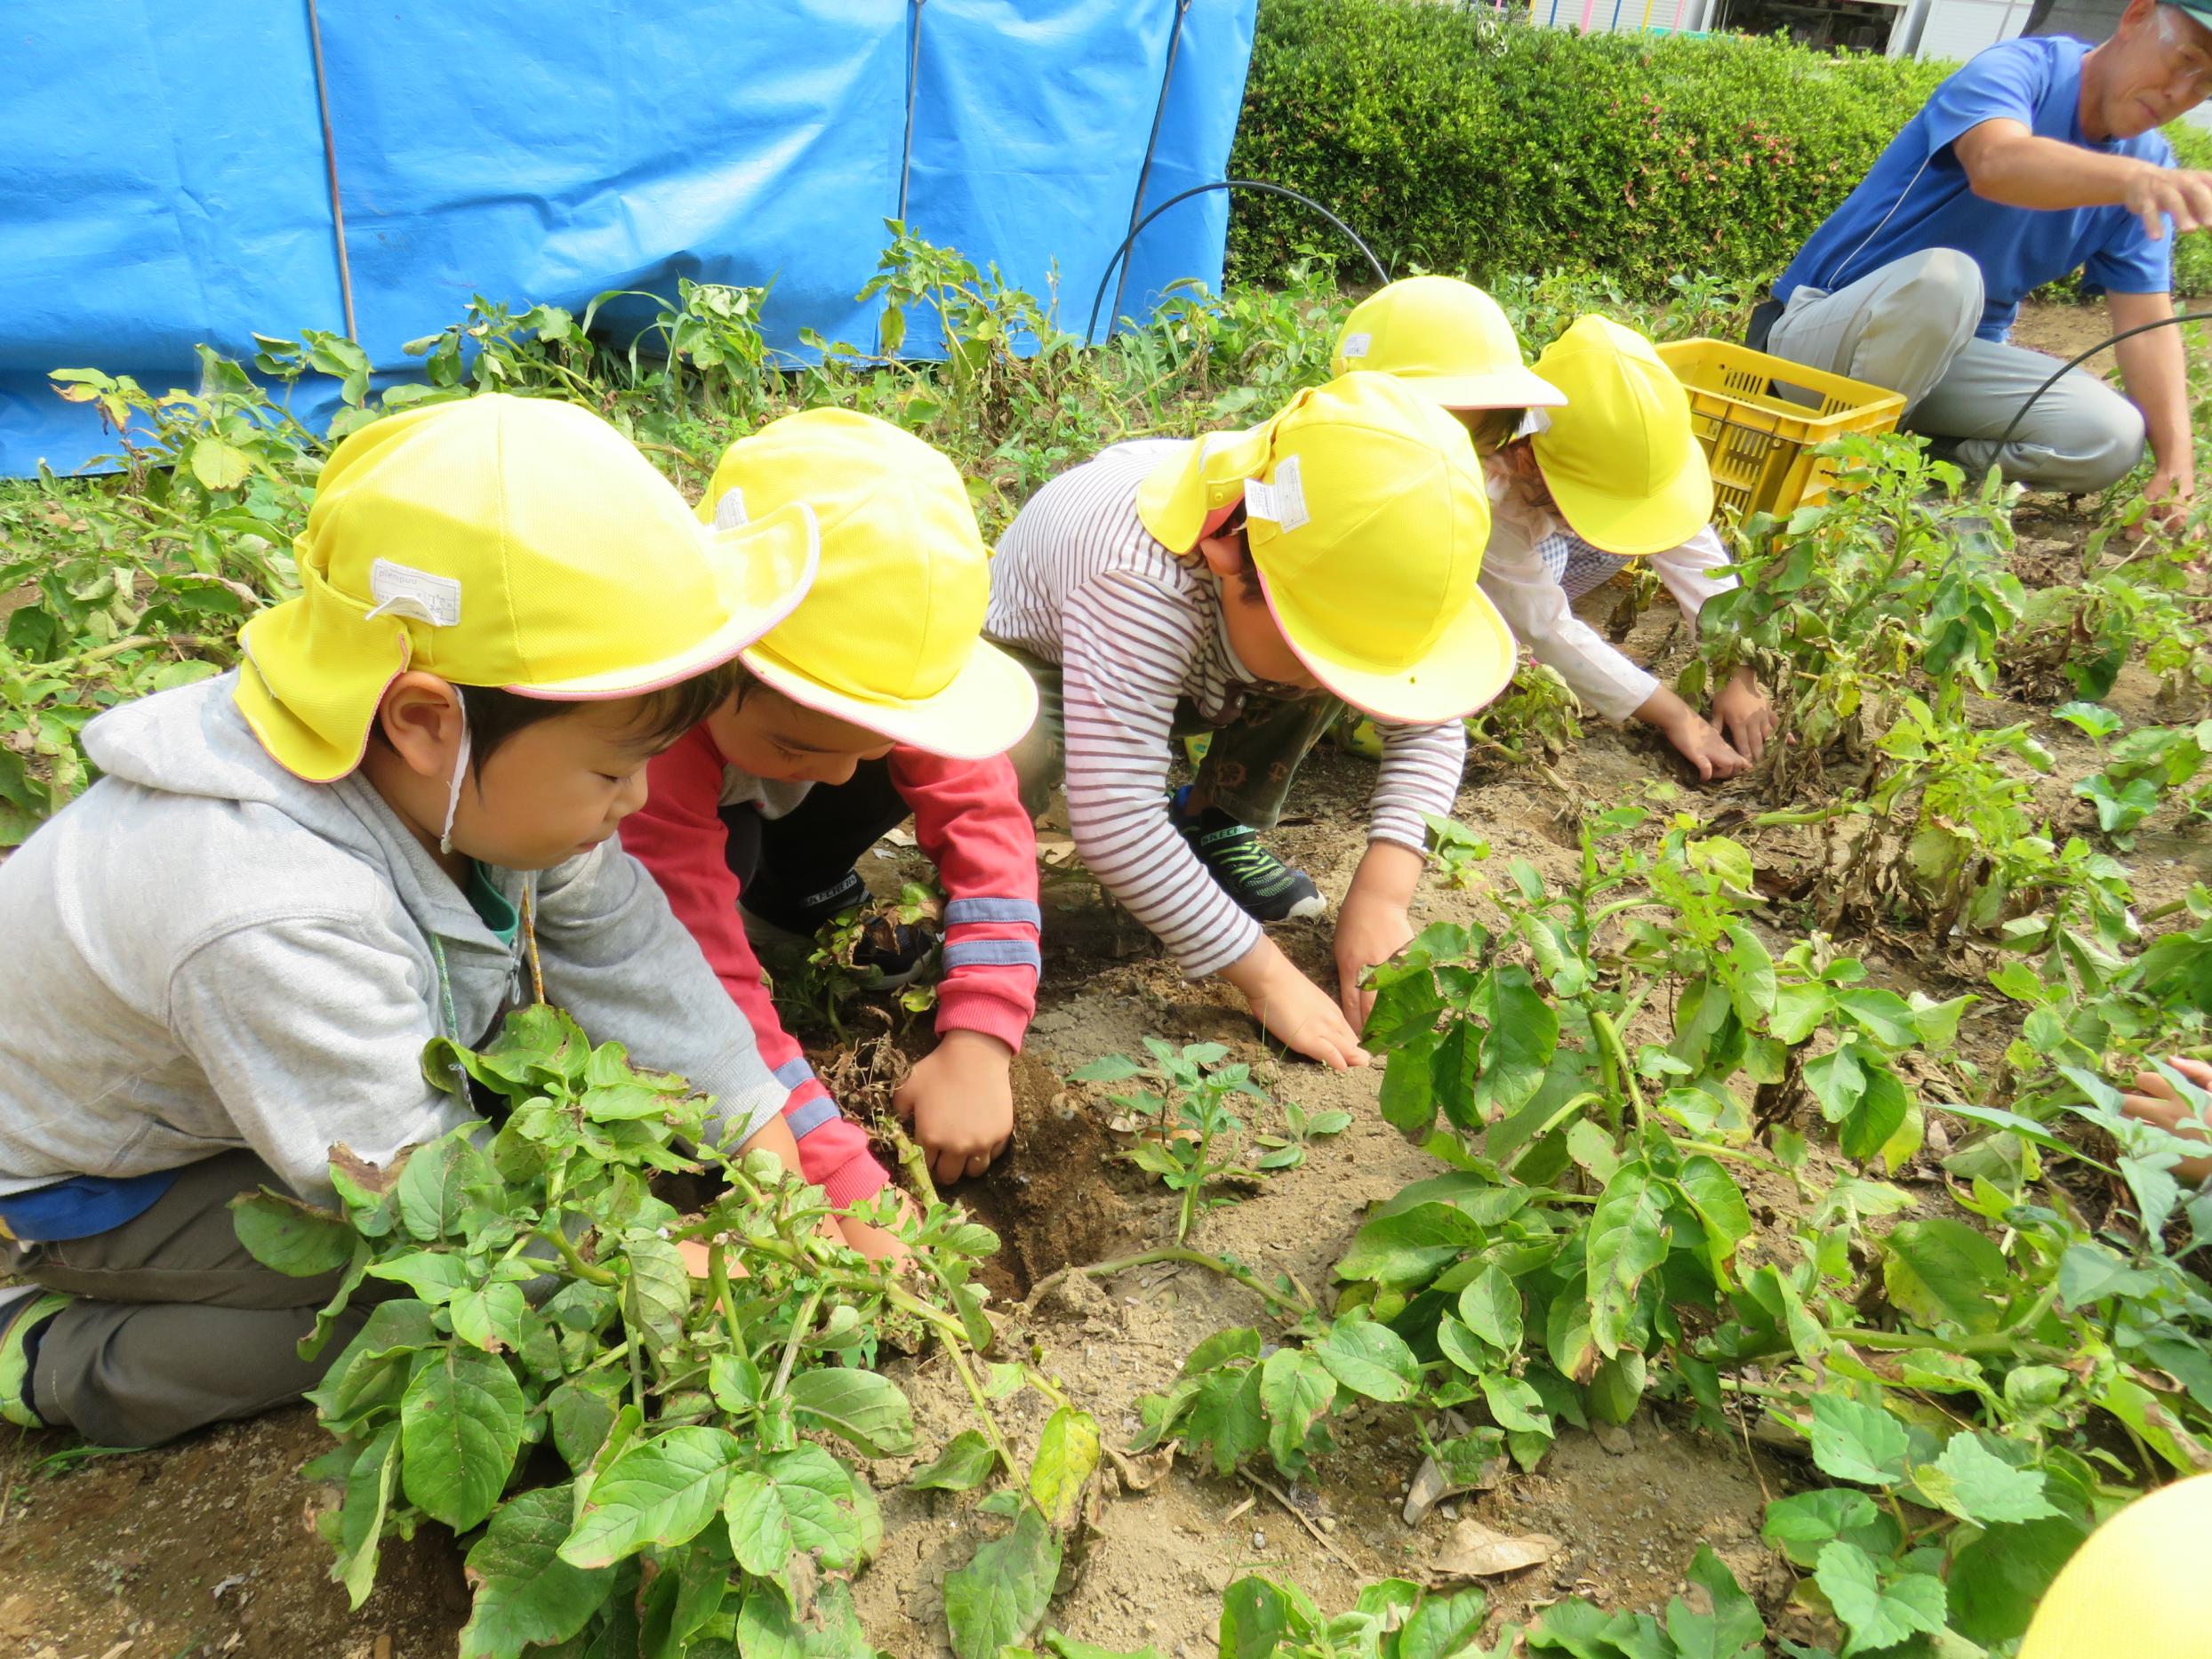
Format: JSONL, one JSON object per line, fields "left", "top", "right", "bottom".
{"left": 887, "top": 1120, "right": 940, "bottom": 1210}
{"left": 942, "top": 1337, "right": 1022, "bottom": 1480}
{"left": 1591, "top": 1010, "right": 1647, "bottom": 1128}
{"left": 537, "top": 1224, "right": 616, "bottom": 1286}
{"left": 1680, "top": 1139, "right": 1794, "bottom": 1178}
{"left": 770, "top": 1286, "right": 824, "bottom": 1400}
{"left": 1055, "top": 1246, "right": 1310, "bottom": 1320}
{"left": 1824, "top": 1325, "right": 2063, "bottom": 1360}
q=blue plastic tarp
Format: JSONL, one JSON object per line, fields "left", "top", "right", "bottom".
{"left": 0, "top": 1, "right": 1255, "bottom": 477}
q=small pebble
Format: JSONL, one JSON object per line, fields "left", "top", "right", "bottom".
{"left": 1252, "top": 1529, "right": 1266, "bottom": 1550}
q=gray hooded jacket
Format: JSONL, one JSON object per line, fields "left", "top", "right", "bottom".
{"left": 0, "top": 674, "right": 786, "bottom": 1205}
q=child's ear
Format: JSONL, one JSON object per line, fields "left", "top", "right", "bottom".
{"left": 377, "top": 673, "right": 467, "bottom": 780}
{"left": 1194, "top": 529, "right": 1246, "bottom": 581}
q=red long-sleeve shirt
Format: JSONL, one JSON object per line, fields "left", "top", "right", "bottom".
{"left": 622, "top": 726, "right": 1041, "bottom": 1206}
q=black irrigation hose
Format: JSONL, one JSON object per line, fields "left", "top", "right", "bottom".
{"left": 1987, "top": 309, "right": 2212, "bottom": 468}
{"left": 1082, "top": 179, "right": 1391, "bottom": 347}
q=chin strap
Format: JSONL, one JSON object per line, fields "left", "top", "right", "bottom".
{"left": 438, "top": 715, "right": 472, "bottom": 856}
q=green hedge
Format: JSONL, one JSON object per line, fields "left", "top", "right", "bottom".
{"left": 1227, "top": 1, "right": 2212, "bottom": 298}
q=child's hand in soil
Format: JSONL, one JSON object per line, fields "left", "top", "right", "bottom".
{"left": 1222, "top": 935, "right": 1371, "bottom": 1070}
{"left": 1711, "top": 668, "right": 1776, "bottom": 764}
{"left": 1659, "top": 705, "right": 1751, "bottom": 782}
{"left": 1335, "top": 841, "right": 1422, "bottom": 1028}
{"left": 834, "top": 1190, "right": 918, "bottom": 1269}
{"left": 2120, "top": 1055, "right": 2212, "bottom": 1184}
{"left": 894, "top": 1029, "right": 1015, "bottom": 1187}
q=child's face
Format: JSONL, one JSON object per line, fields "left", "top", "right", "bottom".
{"left": 366, "top": 676, "right": 677, "bottom": 872}
{"left": 1197, "top": 530, "right": 1320, "bottom": 693}
{"left": 706, "top": 685, "right": 896, "bottom": 785}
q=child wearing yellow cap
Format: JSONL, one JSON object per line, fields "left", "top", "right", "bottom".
{"left": 1480, "top": 315, "right": 1775, "bottom": 781}
{"left": 0, "top": 395, "right": 819, "bottom": 1447}
{"left": 621, "top": 410, "right": 1042, "bottom": 1215}
{"left": 989, "top": 373, "right": 1511, "bottom": 1068}
{"left": 1340, "top": 282, "right": 1774, "bottom": 781}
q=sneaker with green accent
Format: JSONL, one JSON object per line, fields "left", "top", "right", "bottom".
{"left": 1176, "top": 804, "right": 1326, "bottom": 923}
{"left": 1, "top": 1286, "right": 70, "bottom": 1428}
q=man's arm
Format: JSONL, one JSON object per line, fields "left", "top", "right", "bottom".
{"left": 2109, "top": 288, "right": 2197, "bottom": 516}
{"left": 1953, "top": 118, "right": 2212, "bottom": 240}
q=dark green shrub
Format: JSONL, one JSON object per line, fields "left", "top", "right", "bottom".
{"left": 1229, "top": 2, "right": 2211, "bottom": 298}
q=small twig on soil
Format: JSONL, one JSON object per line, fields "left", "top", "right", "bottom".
{"left": 1735, "top": 1407, "right": 1775, "bottom": 1510}
{"left": 1236, "top": 1468, "right": 1360, "bottom": 1574}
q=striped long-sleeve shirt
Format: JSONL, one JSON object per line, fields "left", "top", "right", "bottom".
{"left": 986, "top": 439, "right": 1467, "bottom": 979}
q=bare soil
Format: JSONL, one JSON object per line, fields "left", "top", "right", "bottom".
{"left": 4, "top": 324, "right": 2205, "bottom": 1655}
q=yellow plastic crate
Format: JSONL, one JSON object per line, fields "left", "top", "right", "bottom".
{"left": 1656, "top": 338, "right": 1905, "bottom": 525}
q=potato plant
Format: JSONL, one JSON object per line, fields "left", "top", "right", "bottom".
{"left": 232, "top": 1005, "right": 1102, "bottom": 1659}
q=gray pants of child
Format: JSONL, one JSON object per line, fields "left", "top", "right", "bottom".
{"left": 1003, "top": 648, "right": 1341, "bottom": 830}
{"left": 1, "top": 1150, "right": 365, "bottom": 1447}
{"left": 1766, "top": 246, "right": 2147, "bottom": 494}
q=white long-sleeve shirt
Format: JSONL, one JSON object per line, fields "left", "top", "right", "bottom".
{"left": 1479, "top": 464, "right": 1736, "bottom": 724}
{"left": 987, "top": 439, "right": 1467, "bottom": 978}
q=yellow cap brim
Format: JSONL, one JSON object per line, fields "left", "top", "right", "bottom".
{"left": 1259, "top": 568, "right": 1519, "bottom": 725}
{"left": 1543, "top": 446, "right": 1714, "bottom": 557}
{"left": 233, "top": 500, "right": 821, "bottom": 781}
{"left": 1420, "top": 367, "right": 1569, "bottom": 412}
{"left": 741, "top": 635, "right": 1040, "bottom": 761}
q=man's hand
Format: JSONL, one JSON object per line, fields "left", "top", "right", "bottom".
{"left": 2123, "top": 164, "right": 2212, "bottom": 242}
{"left": 1222, "top": 935, "right": 1370, "bottom": 1070}
{"left": 1711, "top": 668, "right": 1777, "bottom": 764}
{"left": 894, "top": 1029, "right": 1015, "bottom": 1187}
{"left": 2146, "top": 462, "right": 2198, "bottom": 535}
{"left": 2120, "top": 1055, "right": 2212, "bottom": 1184}
{"left": 1334, "top": 839, "right": 1423, "bottom": 1028}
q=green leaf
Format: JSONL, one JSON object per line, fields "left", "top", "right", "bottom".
{"left": 1760, "top": 1488, "right": 1881, "bottom": 1570}
{"left": 1314, "top": 1317, "right": 1421, "bottom": 1403}
{"left": 1814, "top": 1542, "right": 1945, "bottom": 1656}
{"left": 1457, "top": 1266, "right": 1525, "bottom": 1352}
{"left": 459, "top": 1484, "right": 615, "bottom": 1659}
{"left": 1719, "top": 926, "right": 1776, "bottom": 1022}
{"left": 1674, "top": 1155, "right": 1751, "bottom": 1281}
{"left": 1476, "top": 967, "right": 1558, "bottom": 1117}
{"left": 559, "top": 1425, "right": 741, "bottom": 1567}
{"left": 1586, "top": 1162, "right": 1668, "bottom": 1358}
{"left": 911, "top": 1430, "right": 998, "bottom": 1492}
{"left": 1881, "top": 1216, "right": 2008, "bottom": 1334}
{"left": 1029, "top": 1406, "right": 1102, "bottom": 1533}
{"left": 621, "top": 1233, "right": 692, "bottom": 1358}
{"left": 786, "top": 1366, "right": 916, "bottom": 1457}
{"left": 1184, "top": 1367, "right": 1268, "bottom": 1476}
{"left": 229, "top": 1189, "right": 357, "bottom": 1277}
{"left": 1770, "top": 981, "right": 1833, "bottom": 1046}
{"left": 188, "top": 435, "right": 253, "bottom": 490}
{"left": 399, "top": 1345, "right": 527, "bottom": 1531}
{"left": 1668, "top": 1547, "right": 1764, "bottom": 1659}
{"left": 1948, "top": 1515, "right": 2088, "bottom": 1646}
{"left": 1832, "top": 987, "right": 1917, "bottom": 1048}
{"left": 734, "top": 1576, "right": 874, "bottom": 1658}
{"left": 1070, "top": 1054, "right": 1145, "bottom": 1082}
{"left": 1218, "top": 1575, "right": 1295, "bottom": 1659}
{"left": 1479, "top": 1373, "right": 1552, "bottom": 1435}
{"left": 448, "top": 1281, "right": 530, "bottom": 1355}
{"left": 943, "top": 1503, "right": 1062, "bottom": 1659}
{"left": 366, "top": 1250, "right": 469, "bottom": 1305}
{"left": 396, "top": 1127, "right": 496, "bottom": 1240}
{"left": 1335, "top": 1201, "right": 1484, "bottom": 1286}
{"left": 1807, "top": 1397, "right": 1909, "bottom": 1489}
{"left": 1804, "top": 1043, "right": 1867, "bottom": 1124}
{"left": 1258, "top": 1350, "right": 1337, "bottom": 1476}
{"left": 332, "top": 1423, "right": 399, "bottom": 1610}
{"left": 1914, "top": 1432, "right": 2058, "bottom": 1526}
{"left": 1839, "top": 1061, "right": 1910, "bottom": 1164}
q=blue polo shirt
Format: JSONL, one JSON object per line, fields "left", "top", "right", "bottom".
{"left": 1776, "top": 36, "right": 2174, "bottom": 341}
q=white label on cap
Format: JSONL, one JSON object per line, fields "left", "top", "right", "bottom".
{"left": 1339, "top": 330, "right": 1372, "bottom": 361}
{"left": 711, "top": 485, "right": 749, "bottom": 529}
{"left": 367, "top": 558, "right": 461, "bottom": 628}
{"left": 1244, "top": 454, "right": 1310, "bottom": 534}
{"left": 1515, "top": 407, "right": 1553, "bottom": 439}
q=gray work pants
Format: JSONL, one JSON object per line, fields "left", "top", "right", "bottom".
{"left": 1, "top": 1150, "right": 365, "bottom": 1447}
{"left": 1767, "top": 246, "right": 2147, "bottom": 493}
